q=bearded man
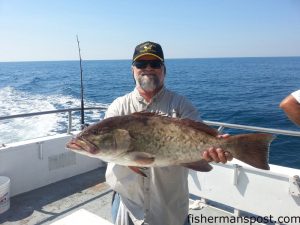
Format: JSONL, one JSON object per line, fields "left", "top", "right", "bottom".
{"left": 105, "top": 41, "right": 232, "bottom": 225}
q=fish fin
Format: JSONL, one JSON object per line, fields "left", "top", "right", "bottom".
{"left": 125, "top": 152, "right": 155, "bottom": 165}
{"left": 226, "top": 133, "right": 275, "bottom": 170}
{"left": 132, "top": 112, "right": 218, "bottom": 137}
{"left": 179, "top": 119, "right": 219, "bottom": 137}
{"left": 132, "top": 111, "right": 161, "bottom": 117}
{"left": 181, "top": 159, "right": 213, "bottom": 172}
{"left": 128, "top": 166, "right": 147, "bottom": 177}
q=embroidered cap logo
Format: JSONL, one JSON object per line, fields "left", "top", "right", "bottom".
{"left": 140, "top": 44, "right": 155, "bottom": 53}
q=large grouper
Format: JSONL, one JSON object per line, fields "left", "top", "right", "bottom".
{"left": 66, "top": 112, "right": 274, "bottom": 176}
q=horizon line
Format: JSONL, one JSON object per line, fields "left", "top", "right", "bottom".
{"left": 1, "top": 55, "right": 300, "bottom": 63}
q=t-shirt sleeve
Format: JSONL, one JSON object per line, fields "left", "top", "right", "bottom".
{"left": 104, "top": 98, "right": 122, "bottom": 119}
{"left": 291, "top": 90, "right": 300, "bottom": 103}
{"left": 178, "top": 96, "right": 202, "bottom": 121}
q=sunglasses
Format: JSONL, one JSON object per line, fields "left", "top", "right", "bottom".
{"left": 133, "top": 60, "right": 163, "bottom": 69}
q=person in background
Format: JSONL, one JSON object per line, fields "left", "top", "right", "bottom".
{"left": 105, "top": 41, "right": 233, "bottom": 225}
{"left": 280, "top": 90, "right": 300, "bottom": 126}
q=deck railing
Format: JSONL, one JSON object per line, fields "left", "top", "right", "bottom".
{"left": 0, "top": 107, "right": 108, "bottom": 134}
{"left": 1, "top": 107, "right": 300, "bottom": 137}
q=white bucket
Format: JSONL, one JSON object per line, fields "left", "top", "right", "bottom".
{"left": 0, "top": 176, "right": 10, "bottom": 214}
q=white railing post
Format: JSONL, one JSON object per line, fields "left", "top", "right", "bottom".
{"left": 289, "top": 175, "right": 300, "bottom": 197}
{"left": 218, "top": 125, "right": 225, "bottom": 134}
{"left": 68, "top": 110, "right": 72, "bottom": 134}
{"left": 233, "top": 164, "right": 241, "bottom": 186}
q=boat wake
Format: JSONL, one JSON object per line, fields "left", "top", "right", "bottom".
{"left": 0, "top": 86, "right": 107, "bottom": 145}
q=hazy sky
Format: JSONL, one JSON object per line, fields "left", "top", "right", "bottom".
{"left": 1, "top": 0, "right": 300, "bottom": 62}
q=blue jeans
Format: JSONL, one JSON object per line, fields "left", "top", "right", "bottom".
{"left": 111, "top": 192, "right": 190, "bottom": 225}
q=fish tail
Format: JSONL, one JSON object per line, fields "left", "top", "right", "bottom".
{"left": 226, "top": 133, "right": 275, "bottom": 170}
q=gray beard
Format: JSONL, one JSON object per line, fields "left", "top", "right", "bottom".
{"left": 137, "top": 74, "right": 161, "bottom": 92}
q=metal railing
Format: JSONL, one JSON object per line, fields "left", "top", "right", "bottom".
{"left": 1, "top": 107, "right": 300, "bottom": 137}
{"left": 204, "top": 120, "right": 300, "bottom": 137}
{"left": 0, "top": 107, "right": 108, "bottom": 134}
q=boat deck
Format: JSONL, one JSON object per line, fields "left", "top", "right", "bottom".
{"left": 0, "top": 167, "right": 112, "bottom": 225}
{"left": 0, "top": 167, "right": 264, "bottom": 225}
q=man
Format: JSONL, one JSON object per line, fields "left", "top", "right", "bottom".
{"left": 105, "top": 41, "right": 232, "bottom": 225}
{"left": 280, "top": 90, "right": 300, "bottom": 126}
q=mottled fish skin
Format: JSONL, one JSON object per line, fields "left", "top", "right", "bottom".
{"left": 66, "top": 112, "right": 274, "bottom": 172}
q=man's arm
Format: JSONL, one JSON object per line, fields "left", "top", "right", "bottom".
{"left": 279, "top": 94, "right": 300, "bottom": 126}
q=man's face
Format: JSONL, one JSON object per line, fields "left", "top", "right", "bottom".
{"left": 132, "top": 55, "right": 165, "bottom": 92}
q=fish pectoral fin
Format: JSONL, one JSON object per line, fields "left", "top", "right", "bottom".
{"left": 181, "top": 159, "right": 213, "bottom": 172}
{"left": 128, "top": 166, "right": 147, "bottom": 177}
{"left": 126, "top": 152, "right": 155, "bottom": 165}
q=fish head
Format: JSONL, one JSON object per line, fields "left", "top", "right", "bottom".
{"left": 66, "top": 125, "right": 132, "bottom": 160}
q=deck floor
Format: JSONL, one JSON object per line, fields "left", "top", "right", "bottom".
{"left": 0, "top": 167, "right": 112, "bottom": 225}
{"left": 0, "top": 167, "right": 264, "bottom": 225}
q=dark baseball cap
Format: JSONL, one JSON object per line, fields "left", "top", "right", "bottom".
{"left": 132, "top": 41, "right": 164, "bottom": 62}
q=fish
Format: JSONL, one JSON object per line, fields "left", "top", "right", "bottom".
{"left": 66, "top": 112, "right": 274, "bottom": 176}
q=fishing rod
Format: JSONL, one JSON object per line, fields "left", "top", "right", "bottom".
{"left": 76, "top": 35, "right": 86, "bottom": 130}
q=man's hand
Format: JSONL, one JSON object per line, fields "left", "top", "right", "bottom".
{"left": 201, "top": 134, "right": 233, "bottom": 164}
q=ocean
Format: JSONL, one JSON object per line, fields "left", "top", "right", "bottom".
{"left": 0, "top": 57, "right": 300, "bottom": 169}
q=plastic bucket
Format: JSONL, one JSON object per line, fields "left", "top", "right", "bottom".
{"left": 0, "top": 176, "right": 10, "bottom": 214}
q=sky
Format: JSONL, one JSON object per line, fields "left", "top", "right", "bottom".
{"left": 0, "top": 0, "right": 300, "bottom": 62}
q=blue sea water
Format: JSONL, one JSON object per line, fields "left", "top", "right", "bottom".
{"left": 0, "top": 57, "right": 300, "bottom": 169}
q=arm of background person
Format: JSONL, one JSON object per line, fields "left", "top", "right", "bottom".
{"left": 279, "top": 94, "right": 300, "bottom": 126}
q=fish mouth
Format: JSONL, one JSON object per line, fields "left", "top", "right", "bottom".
{"left": 66, "top": 139, "right": 83, "bottom": 150}
{"left": 66, "top": 137, "right": 99, "bottom": 154}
